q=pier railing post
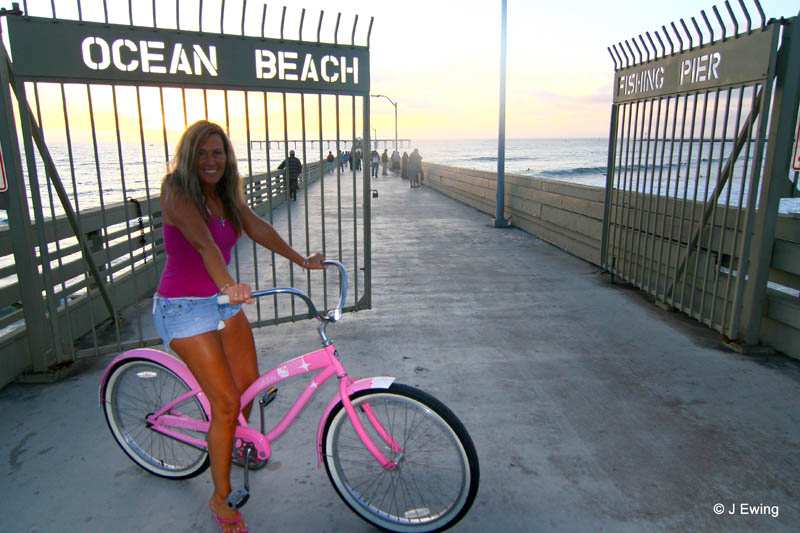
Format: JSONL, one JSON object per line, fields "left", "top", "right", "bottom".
{"left": 0, "top": 17, "right": 53, "bottom": 372}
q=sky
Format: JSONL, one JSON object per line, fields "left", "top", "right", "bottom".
{"left": 2, "top": 0, "right": 798, "bottom": 141}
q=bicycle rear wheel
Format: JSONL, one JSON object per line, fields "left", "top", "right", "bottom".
{"left": 322, "top": 383, "right": 479, "bottom": 532}
{"left": 103, "top": 358, "right": 210, "bottom": 479}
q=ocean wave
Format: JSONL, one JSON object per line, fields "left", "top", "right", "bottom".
{"left": 466, "top": 156, "right": 532, "bottom": 162}
{"left": 540, "top": 166, "right": 607, "bottom": 176}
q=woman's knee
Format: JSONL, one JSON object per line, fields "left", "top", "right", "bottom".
{"left": 210, "top": 390, "right": 241, "bottom": 422}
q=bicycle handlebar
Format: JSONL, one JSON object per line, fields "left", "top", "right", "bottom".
{"left": 217, "top": 260, "right": 348, "bottom": 322}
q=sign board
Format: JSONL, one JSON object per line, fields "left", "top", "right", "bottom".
{"left": 7, "top": 16, "right": 370, "bottom": 95}
{"left": 613, "top": 26, "right": 776, "bottom": 103}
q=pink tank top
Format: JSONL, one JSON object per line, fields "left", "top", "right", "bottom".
{"left": 157, "top": 215, "right": 239, "bottom": 297}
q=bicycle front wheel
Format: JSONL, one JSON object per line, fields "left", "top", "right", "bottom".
{"left": 322, "top": 383, "right": 479, "bottom": 532}
{"left": 103, "top": 358, "right": 210, "bottom": 479}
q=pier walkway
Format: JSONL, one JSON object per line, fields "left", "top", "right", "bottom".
{"left": 1, "top": 173, "right": 799, "bottom": 532}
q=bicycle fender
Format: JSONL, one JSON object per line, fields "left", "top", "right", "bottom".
{"left": 99, "top": 348, "right": 210, "bottom": 415}
{"left": 315, "top": 376, "right": 396, "bottom": 465}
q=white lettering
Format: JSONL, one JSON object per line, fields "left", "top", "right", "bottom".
{"left": 321, "top": 55, "right": 339, "bottom": 82}
{"left": 169, "top": 43, "right": 193, "bottom": 75}
{"left": 140, "top": 41, "right": 166, "bottom": 73}
{"left": 81, "top": 36, "right": 110, "bottom": 70}
{"left": 111, "top": 39, "right": 138, "bottom": 71}
{"left": 279, "top": 51, "right": 298, "bottom": 81}
{"left": 340, "top": 56, "right": 358, "bottom": 84}
{"left": 680, "top": 52, "right": 721, "bottom": 86}
{"left": 709, "top": 52, "right": 721, "bottom": 80}
{"left": 301, "top": 53, "right": 319, "bottom": 82}
{"left": 618, "top": 66, "right": 664, "bottom": 97}
{"left": 255, "top": 50, "right": 277, "bottom": 79}
{"left": 193, "top": 45, "right": 218, "bottom": 76}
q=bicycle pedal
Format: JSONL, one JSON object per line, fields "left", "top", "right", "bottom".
{"left": 227, "top": 488, "right": 250, "bottom": 509}
{"left": 260, "top": 387, "right": 278, "bottom": 407}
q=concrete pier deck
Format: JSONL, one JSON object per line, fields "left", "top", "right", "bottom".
{"left": 1, "top": 173, "right": 799, "bottom": 532}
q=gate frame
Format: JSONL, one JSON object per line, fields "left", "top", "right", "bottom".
{"left": 601, "top": 4, "right": 800, "bottom": 348}
{"left": 0, "top": 4, "right": 375, "bottom": 384}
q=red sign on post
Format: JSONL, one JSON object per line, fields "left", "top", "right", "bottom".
{"left": 0, "top": 143, "right": 7, "bottom": 192}
{"left": 794, "top": 119, "right": 800, "bottom": 171}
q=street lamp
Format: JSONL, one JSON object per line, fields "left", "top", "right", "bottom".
{"left": 370, "top": 94, "right": 398, "bottom": 152}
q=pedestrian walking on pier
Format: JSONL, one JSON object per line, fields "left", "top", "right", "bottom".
{"left": 154, "top": 120, "right": 324, "bottom": 533}
{"left": 342, "top": 151, "right": 350, "bottom": 172}
{"left": 391, "top": 149, "right": 401, "bottom": 174}
{"left": 409, "top": 148, "right": 423, "bottom": 188}
{"left": 370, "top": 150, "right": 380, "bottom": 178}
{"left": 278, "top": 150, "right": 302, "bottom": 201}
{"left": 381, "top": 149, "right": 389, "bottom": 176}
{"left": 354, "top": 149, "right": 362, "bottom": 171}
{"left": 401, "top": 151, "right": 409, "bottom": 180}
{"left": 326, "top": 151, "right": 335, "bottom": 174}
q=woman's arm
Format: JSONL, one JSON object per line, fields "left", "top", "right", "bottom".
{"left": 163, "top": 188, "right": 237, "bottom": 290}
{"left": 239, "top": 201, "right": 324, "bottom": 269}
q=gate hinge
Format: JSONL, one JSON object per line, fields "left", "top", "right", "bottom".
{"left": 0, "top": 3, "right": 22, "bottom": 18}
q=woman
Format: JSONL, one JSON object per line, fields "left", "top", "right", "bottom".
{"left": 154, "top": 121, "right": 323, "bottom": 532}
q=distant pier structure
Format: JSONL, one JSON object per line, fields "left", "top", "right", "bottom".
{"left": 250, "top": 139, "right": 413, "bottom": 151}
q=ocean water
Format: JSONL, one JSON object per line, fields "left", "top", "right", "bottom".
{"left": 1, "top": 137, "right": 798, "bottom": 228}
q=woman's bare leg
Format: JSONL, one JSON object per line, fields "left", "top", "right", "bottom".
{"left": 171, "top": 331, "right": 246, "bottom": 531}
{"left": 221, "top": 310, "right": 260, "bottom": 418}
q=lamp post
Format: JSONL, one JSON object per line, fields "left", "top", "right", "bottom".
{"left": 494, "top": 0, "right": 510, "bottom": 228}
{"left": 370, "top": 94, "right": 398, "bottom": 152}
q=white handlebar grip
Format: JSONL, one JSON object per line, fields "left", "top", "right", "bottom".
{"left": 217, "top": 294, "right": 230, "bottom": 305}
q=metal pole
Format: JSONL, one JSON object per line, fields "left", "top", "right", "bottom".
{"left": 394, "top": 102, "right": 398, "bottom": 152}
{"left": 741, "top": 15, "right": 800, "bottom": 344}
{"left": 494, "top": 0, "right": 510, "bottom": 227}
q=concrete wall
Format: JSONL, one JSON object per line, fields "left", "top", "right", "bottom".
{"left": 423, "top": 162, "right": 800, "bottom": 359}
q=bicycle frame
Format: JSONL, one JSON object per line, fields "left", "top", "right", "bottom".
{"left": 100, "top": 344, "right": 401, "bottom": 470}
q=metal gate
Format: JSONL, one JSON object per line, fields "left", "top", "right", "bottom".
{"left": 601, "top": 2, "right": 800, "bottom": 345}
{"left": 0, "top": 1, "right": 374, "bottom": 386}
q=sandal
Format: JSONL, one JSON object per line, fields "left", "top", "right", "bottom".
{"left": 209, "top": 504, "right": 249, "bottom": 533}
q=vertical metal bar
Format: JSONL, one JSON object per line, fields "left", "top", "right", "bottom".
{"left": 111, "top": 85, "right": 144, "bottom": 343}
{"left": 722, "top": 85, "right": 759, "bottom": 335}
{"left": 335, "top": 95, "right": 343, "bottom": 263}
{"left": 60, "top": 81, "right": 100, "bottom": 352}
{"left": 17, "top": 81, "right": 63, "bottom": 363}
{"left": 260, "top": 4, "right": 266, "bottom": 37}
{"left": 241, "top": 0, "right": 247, "bottom": 35}
{"left": 262, "top": 91, "right": 278, "bottom": 321}
{"left": 223, "top": 90, "right": 241, "bottom": 286}
{"left": 282, "top": 92, "right": 295, "bottom": 317}
{"left": 351, "top": 94, "right": 359, "bottom": 305}
{"left": 300, "top": 94, "right": 311, "bottom": 298}
{"left": 86, "top": 84, "right": 122, "bottom": 343}
{"left": 647, "top": 95, "right": 672, "bottom": 294}
{"left": 601, "top": 103, "right": 620, "bottom": 267}
{"left": 633, "top": 97, "right": 656, "bottom": 287}
{"left": 613, "top": 101, "right": 634, "bottom": 277}
{"left": 740, "top": 22, "right": 795, "bottom": 343}
{"left": 199, "top": 0, "right": 204, "bottom": 32}
{"left": 361, "top": 95, "right": 372, "bottom": 309}
{"left": 683, "top": 90, "right": 712, "bottom": 316}
{"left": 134, "top": 87, "right": 160, "bottom": 289}
{"left": 317, "top": 10, "right": 324, "bottom": 43}
{"left": 656, "top": 95, "right": 681, "bottom": 299}
{"left": 280, "top": 6, "right": 286, "bottom": 40}
{"left": 220, "top": 0, "right": 226, "bottom": 33}
{"left": 640, "top": 96, "right": 663, "bottom": 292}
{"left": 691, "top": 88, "right": 722, "bottom": 319}
{"left": 671, "top": 91, "right": 701, "bottom": 308}
{"left": 351, "top": 15, "right": 358, "bottom": 46}
{"left": 318, "top": 93, "right": 328, "bottom": 310}
{"left": 244, "top": 91, "right": 262, "bottom": 322}
{"left": 334, "top": 13, "right": 341, "bottom": 44}
{"left": 622, "top": 98, "right": 645, "bottom": 280}
{"left": 665, "top": 93, "right": 691, "bottom": 305}
{"left": 609, "top": 103, "right": 632, "bottom": 276}
{"left": 701, "top": 87, "right": 733, "bottom": 326}
{"left": 495, "top": 0, "right": 509, "bottom": 227}
{"left": 176, "top": 0, "right": 180, "bottom": 30}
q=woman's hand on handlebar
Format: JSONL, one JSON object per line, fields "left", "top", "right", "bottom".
{"left": 221, "top": 282, "right": 254, "bottom": 305}
{"left": 303, "top": 252, "right": 325, "bottom": 270}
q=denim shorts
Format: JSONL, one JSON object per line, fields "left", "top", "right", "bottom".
{"left": 152, "top": 294, "right": 242, "bottom": 348}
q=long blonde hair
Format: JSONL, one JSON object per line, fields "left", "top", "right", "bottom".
{"left": 162, "top": 120, "right": 244, "bottom": 234}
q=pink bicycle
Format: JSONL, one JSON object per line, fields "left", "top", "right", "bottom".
{"left": 100, "top": 261, "right": 479, "bottom": 532}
